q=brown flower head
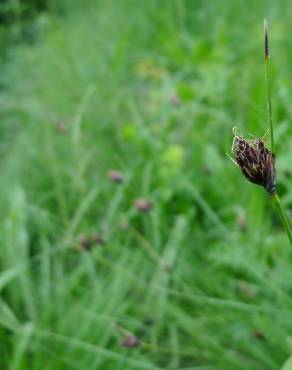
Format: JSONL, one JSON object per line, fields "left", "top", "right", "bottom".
{"left": 134, "top": 198, "right": 153, "bottom": 213}
{"left": 79, "top": 233, "right": 105, "bottom": 251}
{"left": 91, "top": 234, "right": 105, "bottom": 246}
{"left": 232, "top": 128, "right": 276, "bottom": 194}
{"left": 121, "top": 335, "right": 140, "bottom": 348}
{"left": 79, "top": 233, "right": 91, "bottom": 251}
{"left": 171, "top": 94, "right": 181, "bottom": 108}
{"left": 107, "top": 170, "right": 124, "bottom": 184}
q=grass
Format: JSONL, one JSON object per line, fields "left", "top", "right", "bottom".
{"left": 1, "top": 0, "right": 292, "bottom": 369}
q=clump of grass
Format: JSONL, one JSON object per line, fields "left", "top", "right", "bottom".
{"left": 232, "top": 19, "right": 292, "bottom": 246}
{"left": 3, "top": 2, "right": 292, "bottom": 369}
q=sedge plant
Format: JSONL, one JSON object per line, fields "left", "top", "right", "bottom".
{"left": 231, "top": 19, "right": 292, "bottom": 246}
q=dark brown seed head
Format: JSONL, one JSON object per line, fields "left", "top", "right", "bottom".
{"left": 107, "top": 170, "right": 124, "bottom": 184}
{"left": 121, "top": 335, "right": 140, "bottom": 348}
{"left": 91, "top": 235, "right": 105, "bottom": 246}
{"left": 134, "top": 198, "right": 153, "bottom": 213}
{"left": 232, "top": 129, "right": 276, "bottom": 194}
{"left": 171, "top": 94, "right": 181, "bottom": 108}
{"left": 120, "top": 221, "right": 130, "bottom": 230}
{"left": 79, "top": 234, "right": 91, "bottom": 250}
{"left": 253, "top": 330, "right": 265, "bottom": 340}
{"left": 79, "top": 234, "right": 104, "bottom": 251}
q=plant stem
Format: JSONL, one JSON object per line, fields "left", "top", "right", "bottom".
{"left": 264, "top": 20, "right": 292, "bottom": 246}
{"left": 271, "top": 192, "right": 292, "bottom": 246}
{"left": 264, "top": 19, "right": 274, "bottom": 153}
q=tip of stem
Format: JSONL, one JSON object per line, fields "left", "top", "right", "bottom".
{"left": 264, "top": 18, "right": 270, "bottom": 60}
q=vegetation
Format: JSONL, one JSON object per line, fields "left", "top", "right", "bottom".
{"left": 1, "top": 1, "right": 292, "bottom": 369}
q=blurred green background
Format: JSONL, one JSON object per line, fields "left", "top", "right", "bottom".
{"left": 1, "top": 1, "right": 292, "bottom": 369}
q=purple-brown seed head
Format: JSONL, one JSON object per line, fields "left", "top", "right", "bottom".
{"left": 232, "top": 129, "right": 276, "bottom": 194}
{"left": 134, "top": 198, "right": 153, "bottom": 213}
{"left": 121, "top": 335, "right": 140, "bottom": 348}
{"left": 107, "top": 170, "right": 124, "bottom": 184}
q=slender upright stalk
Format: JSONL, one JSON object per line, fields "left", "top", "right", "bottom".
{"left": 271, "top": 193, "right": 292, "bottom": 245}
{"left": 264, "top": 19, "right": 292, "bottom": 246}
{"left": 264, "top": 19, "right": 274, "bottom": 154}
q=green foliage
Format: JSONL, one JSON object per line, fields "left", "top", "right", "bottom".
{"left": 1, "top": 0, "right": 292, "bottom": 369}
{"left": 0, "top": 0, "right": 52, "bottom": 52}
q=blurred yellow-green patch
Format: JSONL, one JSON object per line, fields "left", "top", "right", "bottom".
{"left": 134, "top": 58, "right": 167, "bottom": 80}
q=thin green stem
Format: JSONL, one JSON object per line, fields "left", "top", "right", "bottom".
{"left": 264, "top": 20, "right": 292, "bottom": 246}
{"left": 264, "top": 19, "right": 274, "bottom": 153}
{"left": 271, "top": 193, "right": 292, "bottom": 246}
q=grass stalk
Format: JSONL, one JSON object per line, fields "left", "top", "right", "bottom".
{"left": 264, "top": 19, "right": 292, "bottom": 246}
{"left": 271, "top": 193, "right": 292, "bottom": 246}
{"left": 264, "top": 19, "right": 274, "bottom": 153}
